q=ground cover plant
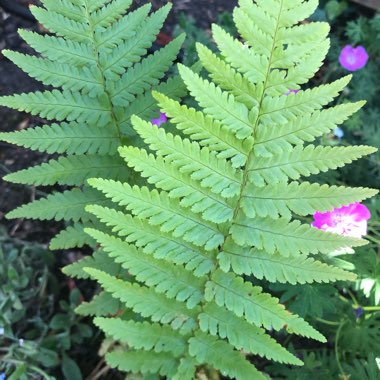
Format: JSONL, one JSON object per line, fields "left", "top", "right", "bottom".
{"left": 0, "top": 0, "right": 379, "bottom": 379}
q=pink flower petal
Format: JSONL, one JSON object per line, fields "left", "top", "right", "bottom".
{"left": 312, "top": 203, "right": 371, "bottom": 238}
{"left": 151, "top": 112, "right": 168, "bottom": 127}
{"left": 339, "top": 45, "right": 368, "bottom": 72}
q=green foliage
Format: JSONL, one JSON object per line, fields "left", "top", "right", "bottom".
{"left": 0, "top": 0, "right": 185, "bottom": 250}
{"left": 0, "top": 228, "right": 92, "bottom": 379}
{"left": 77, "top": 1, "right": 377, "bottom": 378}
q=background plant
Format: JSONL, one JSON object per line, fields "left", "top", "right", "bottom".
{"left": 0, "top": 227, "right": 94, "bottom": 380}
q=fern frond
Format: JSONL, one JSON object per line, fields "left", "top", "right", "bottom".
{"left": 205, "top": 270, "right": 325, "bottom": 342}
{"left": 30, "top": 6, "right": 91, "bottom": 43}
{"left": 199, "top": 302, "right": 302, "bottom": 365}
{"left": 218, "top": 240, "right": 357, "bottom": 283}
{"left": 3, "top": 51, "right": 104, "bottom": 97}
{"left": 86, "top": 229, "right": 206, "bottom": 309}
{"left": 189, "top": 331, "right": 266, "bottom": 380}
{"left": 178, "top": 64, "right": 254, "bottom": 140}
{"left": 19, "top": 30, "right": 96, "bottom": 66}
{"left": 86, "top": 205, "right": 216, "bottom": 277}
{"left": 95, "top": 4, "right": 151, "bottom": 51}
{"left": 90, "top": 0, "right": 133, "bottom": 28}
{"left": 0, "top": 122, "right": 119, "bottom": 155}
{"left": 106, "top": 350, "right": 178, "bottom": 378}
{"left": 230, "top": 214, "right": 366, "bottom": 255}
{"left": 95, "top": 318, "right": 187, "bottom": 356}
{"left": 6, "top": 187, "right": 107, "bottom": 222}
{"left": 62, "top": 249, "right": 121, "bottom": 280}
{"left": 153, "top": 91, "right": 253, "bottom": 168}
{"left": 101, "top": 5, "right": 171, "bottom": 76}
{"left": 75, "top": 291, "right": 120, "bottom": 317}
{"left": 118, "top": 146, "right": 233, "bottom": 223}
{"left": 88, "top": 178, "right": 224, "bottom": 250}
{"left": 260, "top": 76, "right": 353, "bottom": 125}
{"left": 131, "top": 116, "right": 242, "bottom": 198}
{"left": 212, "top": 24, "right": 268, "bottom": 84}
{"left": 120, "top": 75, "right": 188, "bottom": 132}
{"left": 40, "top": 0, "right": 85, "bottom": 22}
{"left": 49, "top": 223, "right": 96, "bottom": 250}
{"left": 1, "top": 0, "right": 182, "bottom": 253}
{"left": 85, "top": 268, "right": 199, "bottom": 333}
{"left": 196, "top": 43, "right": 259, "bottom": 109}
{"left": 4, "top": 155, "right": 128, "bottom": 186}
{"left": 247, "top": 145, "right": 376, "bottom": 186}
{"left": 255, "top": 102, "right": 365, "bottom": 157}
{"left": 241, "top": 182, "right": 378, "bottom": 219}
{"left": 111, "top": 35, "right": 185, "bottom": 106}
{"left": 0, "top": 90, "right": 111, "bottom": 126}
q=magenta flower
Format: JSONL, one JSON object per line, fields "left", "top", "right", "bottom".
{"left": 151, "top": 112, "right": 167, "bottom": 127}
{"left": 285, "top": 89, "right": 300, "bottom": 96}
{"left": 312, "top": 203, "right": 371, "bottom": 238}
{"left": 339, "top": 45, "right": 368, "bottom": 72}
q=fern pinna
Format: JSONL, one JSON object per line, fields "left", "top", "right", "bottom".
{"left": 64, "top": 0, "right": 380, "bottom": 378}
{"left": 0, "top": 0, "right": 185, "bottom": 250}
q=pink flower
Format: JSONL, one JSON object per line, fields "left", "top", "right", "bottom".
{"left": 151, "top": 112, "right": 167, "bottom": 127}
{"left": 339, "top": 45, "right": 368, "bottom": 72}
{"left": 285, "top": 89, "right": 300, "bottom": 96}
{"left": 312, "top": 203, "right": 371, "bottom": 238}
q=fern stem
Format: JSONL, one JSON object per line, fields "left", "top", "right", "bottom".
{"left": 81, "top": 0, "right": 122, "bottom": 141}
{"left": 334, "top": 320, "right": 347, "bottom": 378}
{"left": 314, "top": 317, "right": 340, "bottom": 326}
{"left": 361, "top": 306, "right": 380, "bottom": 312}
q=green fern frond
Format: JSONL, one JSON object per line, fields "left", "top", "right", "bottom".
{"left": 178, "top": 64, "right": 254, "bottom": 140}
{"left": 75, "top": 291, "right": 120, "bottom": 317}
{"left": 49, "top": 223, "right": 96, "bottom": 250}
{"left": 189, "top": 332, "right": 267, "bottom": 380}
{"left": 85, "top": 268, "right": 199, "bottom": 333}
{"left": 85, "top": 229, "right": 206, "bottom": 309}
{"left": 241, "top": 182, "right": 378, "bottom": 219}
{"left": 153, "top": 91, "right": 253, "bottom": 168}
{"left": 131, "top": 116, "right": 242, "bottom": 198}
{"left": 94, "top": 318, "right": 187, "bottom": 356}
{"left": 6, "top": 187, "right": 108, "bottom": 222}
{"left": 88, "top": 178, "right": 225, "bottom": 250}
{"left": 4, "top": 155, "right": 128, "bottom": 186}
{"left": 80, "top": 1, "right": 378, "bottom": 378}
{"left": 62, "top": 249, "right": 121, "bottom": 280}
{"left": 230, "top": 214, "right": 366, "bottom": 255}
{"left": 255, "top": 102, "right": 365, "bottom": 157}
{"left": 30, "top": 6, "right": 91, "bottom": 42}
{"left": 118, "top": 146, "right": 233, "bottom": 223}
{"left": 3, "top": 50, "right": 104, "bottom": 97}
{"left": 247, "top": 145, "right": 376, "bottom": 187}
{"left": 199, "top": 302, "right": 303, "bottom": 365}
{"left": 218, "top": 241, "right": 357, "bottom": 283}
{"left": 86, "top": 205, "right": 216, "bottom": 276}
{"left": 18, "top": 30, "right": 96, "bottom": 66}
{"left": 90, "top": 0, "right": 133, "bottom": 28}
{"left": 205, "top": 270, "right": 325, "bottom": 341}
{"left": 0, "top": 0, "right": 184, "bottom": 252}
{"left": 106, "top": 350, "right": 178, "bottom": 378}
{"left": 3, "top": 1, "right": 377, "bottom": 379}
{"left": 0, "top": 122, "right": 119, "bottom": 155}
{"left": 0, "top": 90, "right": 111, "bottom": 126}
{"left": 111, "top": 35, "right": 185, "bottom": 106}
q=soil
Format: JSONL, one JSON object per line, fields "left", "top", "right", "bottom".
{"left": 0, "top": 0, "right": 235, "bottom": 242}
